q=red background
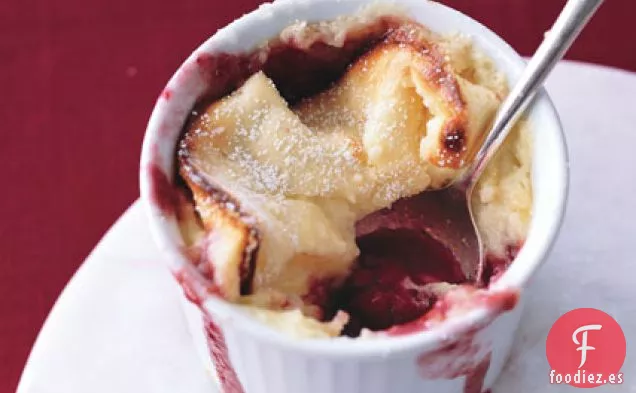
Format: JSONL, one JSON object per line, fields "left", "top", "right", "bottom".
{"left": 1, "top": 0, "right": 634, "bottom": 391}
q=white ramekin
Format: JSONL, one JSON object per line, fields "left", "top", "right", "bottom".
{"left": 139, "top": 0, "right": 568, "bottom": 392}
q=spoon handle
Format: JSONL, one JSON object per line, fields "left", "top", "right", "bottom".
{"left": 464, "top": 0, "right": 604, "bottom": 185}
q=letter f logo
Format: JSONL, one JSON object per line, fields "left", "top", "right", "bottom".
{"left": 572, "top": 324, "right": 602, "bottom": 368}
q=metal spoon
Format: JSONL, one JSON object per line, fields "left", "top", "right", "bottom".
{"left": 417, "top": 0, "right": 604, "bottom": 283}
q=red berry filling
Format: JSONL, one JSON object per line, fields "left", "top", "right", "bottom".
{"left": 339, "top": 228, "right": 465, "bottom": 335}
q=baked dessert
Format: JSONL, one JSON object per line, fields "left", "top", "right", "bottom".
{"left": 174, "top": 4, "right": 532, "bottom": 338}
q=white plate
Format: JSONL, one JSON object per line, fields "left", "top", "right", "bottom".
{"left": 17, "top": 61, "right": 636, "bottom": 393}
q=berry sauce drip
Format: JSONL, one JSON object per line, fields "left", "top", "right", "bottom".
{"left": 204, "top": 316, "right": 245, "bottom": 393}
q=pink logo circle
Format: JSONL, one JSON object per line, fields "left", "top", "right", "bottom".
{"left": 546, "top": 308, "right": 626, "bottom": 388}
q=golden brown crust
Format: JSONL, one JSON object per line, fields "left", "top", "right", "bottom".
{"left": 380, "top": 24, "right": 470, "bottom": 169}
{"left": 178, "top": 149, "right": 260, "bottom": 299}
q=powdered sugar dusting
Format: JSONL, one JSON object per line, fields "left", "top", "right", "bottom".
{"left": 174, "top": 5, "right": 530, "bottom": 340}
